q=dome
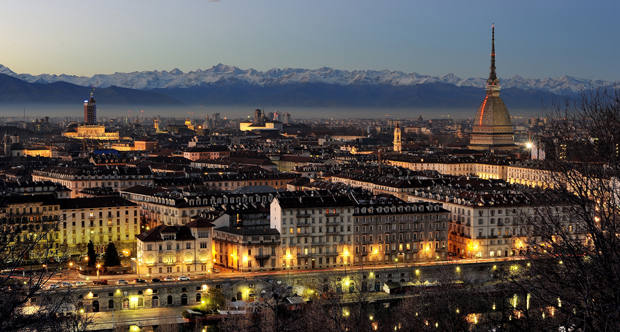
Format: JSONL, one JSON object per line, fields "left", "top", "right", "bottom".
{"left": 472, "top": 93, "right": 512, "bottom": 128}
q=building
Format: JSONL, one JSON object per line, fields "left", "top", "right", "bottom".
{"left": 270, "top": 193, "right": 357, "bottom": 270}
{"left": 183, "top": 146, "right": 231, "bottom": 161}
{"left": 468, "top": 26, "right": 517, "bottom": 151}
{"left": 58, "top": 197, "right": 140, "bottom": 255}
{"left": 352, "top": 200, "right": 450, "bottom": 265}
{"left": 84, "top": 93, "right": 97, "bottom": 124}
{"left": 212, "top": 228, "right": 281, "bottom": 272}
{"left": 120, "top": 186, "right": 276, "bottom": 227}
{"left": 62, "top": 125, "right": 120, "bottom": 140}
{"left": 393, "top": 123, "right": 402, "bottom": 153}
{"left": 0, "top": 195, "right": 62, "bottom": 261}
{"left": 134, "top": 138, "right": 159, "bottom": 151}
{"left": 135, "top": 216, "right": 215, "bottom": 277}
{"left": 32, "top": 166, "right": 154, "bottom": 198}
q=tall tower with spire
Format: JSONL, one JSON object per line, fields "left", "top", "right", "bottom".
{"left": 468, "top": 25, "right": 517, "bottom": 151}
{"left": 393, "top": 122, "right": 402, "bottom": 153}
{"left": 84, "top": 93, "right": 97, "bottom": 124}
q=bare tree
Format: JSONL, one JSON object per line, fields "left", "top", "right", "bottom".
{"left": 510, "top": 88, "right": 620, "bottom": 331}
{"left": 0, "top": 196, "right": 90, "bottom": 332}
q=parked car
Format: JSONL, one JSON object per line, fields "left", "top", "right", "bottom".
{"left": 116, "top": 279, "right": 129, "bottom": 285}
{"left": 133, "top": 278, "right": 146, "bottom": 283}
{"left": 75, "top": 281, "right": 87, "bottom": 287}
{"left": 212, "top": 268, "right": 220, "bottom": 273}
{"left": 92, "top": 279, "right": 108, "bottom": 285}
{"left": 151, "top": 278, "right": 161, "bottom": 283}
{"left": 48, "top": 284, "right": 59, "bottom": 289}
{"left": 60, "top": 282, "right": 73, "bottom": 287}
{"left": 163, "top": 277, "right": 174, "bottom": 282}
{"left": 178, "top": 276, "right": 190, "bottom": 281}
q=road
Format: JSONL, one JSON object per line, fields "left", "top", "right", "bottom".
{"left": 8, "top": 256, "right": 522, "bottom": 288}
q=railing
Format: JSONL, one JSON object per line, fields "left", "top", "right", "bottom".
{"left": 326, "top": 221, "right": 340, "bottom": 226}
{"left": 254, "top": 254, "right": 271, "bottom": 260}
{"left": 296, "top": 213, "right": 311, "bottom": 218}
{"left": 325, "top": 212, "right": 339, "bottom": 217}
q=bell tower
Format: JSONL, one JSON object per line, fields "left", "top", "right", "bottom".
{"left": 393, "top": 122, "right": 402, "bottom": 153}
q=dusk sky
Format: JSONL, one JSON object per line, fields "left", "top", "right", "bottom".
{"left": 1, "top": 0, "right": 619, "bottom": 81}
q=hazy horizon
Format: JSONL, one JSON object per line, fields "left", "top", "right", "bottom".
{"left": 0, "top": 105, "right": 545, "bottom": 121}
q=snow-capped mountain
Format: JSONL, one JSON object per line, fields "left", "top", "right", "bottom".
{"left": 0, "top": 64, "right": 614, "bottom": 96}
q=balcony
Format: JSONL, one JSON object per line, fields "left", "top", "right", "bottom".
{"left": 325, "top": 212, "right": 339, "bottom": 217}
{"left": 326, "top": 231, "right": 339, "bottom": 236}
{"left": 254, "top": 254, "right": 271, "bottom": 260}
{"left": 297, "top": 253, "right": 310, "bottom": 258}
{"left": 326, "top": 221, "right": 340, "bottom": 226}
{"left": 296, "top": 213, "right": 311, "bottom": 218}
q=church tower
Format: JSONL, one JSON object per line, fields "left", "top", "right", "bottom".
{"left": 393, "top": 122, "right": 402, "bottom": 153}
{"left": 84, "top": 93, "right": 97, "bottom": 124}
{"left": 468, "top": 26, "right": 517, "bottom": 151}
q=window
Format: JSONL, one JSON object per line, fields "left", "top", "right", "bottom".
{"left": 200, "top": 242, "right": 207, "bottom": 249}
{"left": 186, "top": 243, "right": 191, "bottom": 250}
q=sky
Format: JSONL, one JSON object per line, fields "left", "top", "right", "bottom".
{"left": 1, "top": 0, "right": 619, "bottom": 81}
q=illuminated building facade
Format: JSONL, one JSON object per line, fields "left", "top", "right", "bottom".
{"left": 135, "top": 217, "right": 214, "bottom": 277}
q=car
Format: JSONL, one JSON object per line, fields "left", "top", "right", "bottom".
{"left": 151, "top": 278, "right": 161, "bottom": 283}
{"left": 116, "top": 279, "right": 129, "bottom": 285}
{"left": 178, "top": 276, "right": 190, "bottom": 281}
{"left": 92, "top": 279, "right": 108, "bottom": 285}
{"left": 212, "top": 268, "right": 220, "bottom": 273}
{"left": 75, "top": 281, "right": 86, "bottom": 287}
{"left": 163, "top": 277, "right": 174, "bottom": 282}
{"left": 60, "top": 282, "right": 73, "bottom": 287}
{"left": 48, "top": 284, "right": 59, "bottom": 289}
{"left": 133, "top": 278, "right": 146, "bottom": 283}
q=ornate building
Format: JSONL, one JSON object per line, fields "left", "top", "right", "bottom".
{"left": 468, "top": 26, "right": 517, "bottom": 151}
{"left": 393, "top": 122, "right": 402, "bottom": 153}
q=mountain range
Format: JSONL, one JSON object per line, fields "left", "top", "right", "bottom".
{"left": 0, "top": 64, "right": 615, "bottom": 108}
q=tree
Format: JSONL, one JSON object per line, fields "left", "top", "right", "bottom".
{"left": 86, "top": 240, "right": 96, "bottom": 268}
{"left": 0, "top": 197, "right": 91, "bottom": 332}
{"left": 104, "top": 243, "right": 121, "bottom": 267}
{"left": 509, "top": 88, "right": 620, "bottom": 331}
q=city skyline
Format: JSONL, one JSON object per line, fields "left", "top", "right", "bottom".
{"left": 1, "top": 0, "right": 619, "bottom": 81}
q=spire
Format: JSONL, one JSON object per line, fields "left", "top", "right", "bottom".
{"left": 486, "top": 24, "right": 500, "bottom": 91}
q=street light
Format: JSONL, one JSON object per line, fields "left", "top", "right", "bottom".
{"left": 96, "top": 264, "right": 101, "bottom": 279}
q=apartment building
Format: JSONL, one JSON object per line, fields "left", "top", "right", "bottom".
{"left": 32, "top": 166, "right": 154, "bottom": 198}
{"left": 352, "top": 200, "right": 450, "bottom": 265}
{"left": 270, "top": 193, "right": 357, "bottom": 270}
{"left": 120, "top": 186, "right": 275, "bottom": 227}
{"left": 408, "top": 188, "right": 577, "bottom": 259}
{"left": 183, "top": 146, "right": 231, "bottom": 161}
{"left": 58, "top": 197, "right": 140, "bottom": 255}
{"left": 135, "top": 215, "right": 215, "bottom": 277}
{"left": 0, "top": 195, "right": 62, "bottom": 261}
{"left": 212, "top": 228, "right": 281, "bottom": 272}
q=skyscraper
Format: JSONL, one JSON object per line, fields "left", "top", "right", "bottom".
{"left": 468, "top": 26, "right": 517, "bottom": 151}
{"left": 84, "top": 93, "right": 97, "bottom": 124}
